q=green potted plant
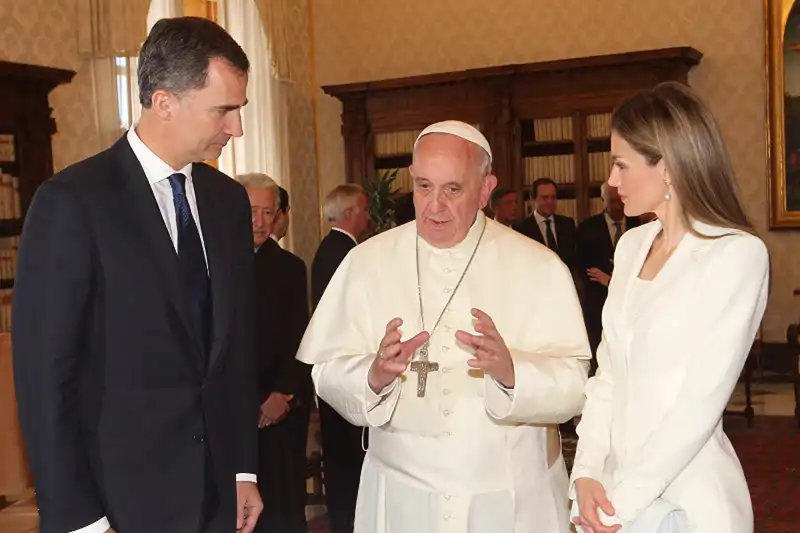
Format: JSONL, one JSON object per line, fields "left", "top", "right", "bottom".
{"left": 363, "top": 168, "right": 398, "bottom": 238}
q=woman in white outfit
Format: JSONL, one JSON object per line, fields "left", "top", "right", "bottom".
{"left": 570, "top": 82, "right": 769, "bottom": 533}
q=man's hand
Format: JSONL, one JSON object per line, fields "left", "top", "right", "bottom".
{"left": 258, "top": 392, "right": 293, "bottom": 427}
{"left": 572, "top": 477, "right": 621, "bottom": 533}
{"left": 456, "top": 309, "right": 515, "bottom": 387}
{"left": 236, "top": 481, "right": 263, "bottom": 533}
{"left": 368, "top": 318, "right": 429, "bottom": 394}
{"left": 586, "top": 267, "right": 611, "bottom": 287}
{"left": 104, "top": 529, "right": 116, "bottom": 533}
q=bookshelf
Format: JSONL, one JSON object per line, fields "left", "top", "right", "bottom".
{"left": 323, "top": 47, "right": 702, "bottom": 223}
{"left": 0, "top": 60, "right": 75, "bottom": 332}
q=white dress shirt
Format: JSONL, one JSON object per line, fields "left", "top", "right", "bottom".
{"left": 71, "top": 129, "right": 255, "bottom": 533}
{"left": 332, "top": 226, "right": 358, "bottom": 245}
{"left": 534, "top": 210, "right": 557, "bottom": 247}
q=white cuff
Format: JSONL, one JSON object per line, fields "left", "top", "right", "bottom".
{"left": 236, "top": 473, "right": 258, "bottom": 483}
{"left": 365, "top": 378, "right": 398, "bottom": 410}
{"left": 69, "top": 516, "right": 110, "bottom": 533}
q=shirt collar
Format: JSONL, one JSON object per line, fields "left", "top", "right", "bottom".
{"left": 332, "top": 227, "right": 358, "bottom": 245}
{"left": 604, "top": 211, "right": 624, "bottom": 227}
{"left": 420, "top": 210, "right": 487, "bottom": 257}
{"left": 534, "top": 210, "right": 553, "bottom": 225}
{"left": 127, "top": 127, "right": 193, "bottom": 185}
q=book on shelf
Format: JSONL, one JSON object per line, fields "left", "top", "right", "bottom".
{"left": 0, "top": 289, "right": 11, "bottom": 332}
{"left": 524, "top": 155, "right": 575, "bottom": 185}
{"left": 383, "top": 167, "right": 413, "bottom": 193}
{"left": 590, "top": 197, "right": 605, "bottom": 216}
{"left": 0, "top": 173, "right": 21, "bottom": 220}
{"left": 586, "top": 112, "right": 612, "bottom": 138}
{"left": 532, "top": 117, "right": 573, "bottom": 142}
{"left": 587, "top": 152, "right": 612, "bottom": 183}
{"left": 374, "top": 124, "right": 483, "bottom": 157}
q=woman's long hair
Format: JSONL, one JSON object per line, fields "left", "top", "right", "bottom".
{"left": 611, "top": 81, "right": 755, "bottom": 237}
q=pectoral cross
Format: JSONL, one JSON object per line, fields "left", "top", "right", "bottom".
{"left": 410, "top": 343, "right": 439, "bottom": 397}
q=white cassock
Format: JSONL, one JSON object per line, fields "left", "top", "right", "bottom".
{"left": 297, "top": 212, "right": 590, "bottom": 533}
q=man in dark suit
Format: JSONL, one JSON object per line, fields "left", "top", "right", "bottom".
{"left": 311, "top": 183, "right": 369, "bottom": 533}
{"left": 575, "top": 183, "right": 640, "bottom": 367}
{"left": 12, "top": 18, "right": 263, "bottom": 533}
{"left": 270, "top": 186, "right": 291, "bottom": 243}
{"left": 240, "top": 174, "right": 311, "bottom": 533}
{"left": 513, "top": 178, "right": 576, "bottom": 268}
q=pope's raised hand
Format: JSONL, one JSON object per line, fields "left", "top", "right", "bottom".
{"left": 456, "top": 308, "right": 515, "bottom": 388}
{"left": 368, "top": 318, "right": 430, "bottom": 394}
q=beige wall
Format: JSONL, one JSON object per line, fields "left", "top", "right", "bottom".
{"left": 0, "top": 0, "right": 100, "bottom": 172}
{"left": 281, "top": 1, "right": 321, "bottom": 265}
{"left": 311, "top": 0, "right": 799, "bottom": 342}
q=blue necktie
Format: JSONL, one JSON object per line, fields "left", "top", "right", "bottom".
{"left": 167, "top": 173, "right": 211, "bottom": 368}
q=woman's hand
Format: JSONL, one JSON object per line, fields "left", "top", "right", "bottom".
{"left": 572, "top": 477, "right": 621, "bottom": 533}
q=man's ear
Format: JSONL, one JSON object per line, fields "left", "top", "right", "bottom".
{"left": 151, "top": 89, "right": 175, "bottom": 119}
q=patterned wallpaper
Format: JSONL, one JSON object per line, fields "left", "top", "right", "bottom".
{"left": 311, "top": 0, "right": 799, "bottom": 342}
{"left": 281, "top": 0, "right": 320, "bottom": 266}
{"left": 0, "top": 0, "right": 100, "bottom": 172}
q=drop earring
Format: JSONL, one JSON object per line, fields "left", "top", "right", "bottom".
{"left": 664, "top": 181, "right": 672, "bottom": 201}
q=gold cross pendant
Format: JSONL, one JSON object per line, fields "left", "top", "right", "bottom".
{"left": 410, "top": 343, "right": 439, "bottom": 397}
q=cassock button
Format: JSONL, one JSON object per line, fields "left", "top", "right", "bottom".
{"left": 444, "top": 514, "right": 453, "bottom": 520}
{"left": 443, "top": 410, "right": 452, "bottom": 416}
{"left": 444, "top": 288, "right": 453, "bottom": 294}
{"left": 443, "top": 388, "right": 452, "bottom": 395}
{"left": 444, "top": 268, "right": 452, "bottom": 274}
{"left": 441, "top": 346, "right": 450, "bottom": 352}
{"left": 193, "top": 434, "right": 205, "bottom": 444}
{"left": 444, "top": 494, "right": 452, "bottom": 500}
{"left": 445, "top": 431, "right": 453, "bottom": 436}
{"left": 442, "top": 367, "right": 452, "bottom": 373}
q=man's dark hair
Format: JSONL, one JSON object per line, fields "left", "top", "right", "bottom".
{"left": 138, "top": 17, "right": 250, "bottom": 108}
{"left": 530, "top": 178, "right": 558, "bottom": 199}
{"left": 490, "top": 187, "right": 515, "bottom": 208}
{"left": 277, "top": 186, "right": 289, "bottom": 213}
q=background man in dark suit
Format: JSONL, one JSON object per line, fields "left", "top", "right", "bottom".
{"left": 489, "top": 186, "right": 519, "bottom": 226}
{"left": 240, "top": 174, "right": 311, "bottom": 533}
{"left": 310, "top": 183, "right": 369, "bottom": 533}
{"left": 513, "top": 177, "right": 576, "bottom": 267}
{"left": 12, "top": 17, "right": 262, "bottom": 533}
{"left": 575, "top": 182, "right": 640, "bottom": 368}
{"left": 270, "top": 185, "right": 291, "bottom": 242}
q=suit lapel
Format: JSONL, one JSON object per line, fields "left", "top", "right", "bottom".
{"left": 114, "top": 138, "right": 204, "bottom": 378}
{"left": 193, "top": 165, "right": 233, "bottom": 373}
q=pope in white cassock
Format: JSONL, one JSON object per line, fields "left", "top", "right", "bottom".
{"left": 297, "top": 121, "right": 591, "bottom": 533}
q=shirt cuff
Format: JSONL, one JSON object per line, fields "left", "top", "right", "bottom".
{"left": 365, "top": 378, "right": 399, "bottom": 410}
{"left": 69, "top": 516, "right": 110, "bottom": 533}
{"left": 493, "top": 377, "right": 515, "bottom": 397}
{"left": 236, "top": 473, "right": 258, "bottom": 484}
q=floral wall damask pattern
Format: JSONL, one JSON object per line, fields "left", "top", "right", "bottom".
{"left": 312, "top": 0, "right": 798, "bottom": 342}
{"left": 0, "top": 0, "right": 100, "bottom": 172}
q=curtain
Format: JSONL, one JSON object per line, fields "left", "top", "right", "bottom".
{"left": 252, "top": 0, "right": 293, "bottom": 82}
{"left": 217, "top": 0, "right": 290, "bottom": 190}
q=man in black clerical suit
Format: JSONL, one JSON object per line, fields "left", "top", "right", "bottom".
{"left": 513, "top": 177, "right": 576, "bottom": 268}
{"left": 311, "top": 184, "right": 370, "bottom": 533}
{"left": 575, "top": 183, "right": 640, "bottom": 368}
{"left": 240, "top": 174, "right": 311, "bottom": 533}
{"left": 12, "top": 18, "right": 263, "bottom": 533}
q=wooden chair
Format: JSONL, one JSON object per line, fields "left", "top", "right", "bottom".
{"left": 723, "top": 331, "right": 759, "bottom": 427}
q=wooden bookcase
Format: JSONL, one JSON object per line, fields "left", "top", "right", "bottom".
{"left": 322, "top": 47, "right": 702, "bottom": 222}
{"left": 0, "top": 60, "right": 75, "bottom": 330}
